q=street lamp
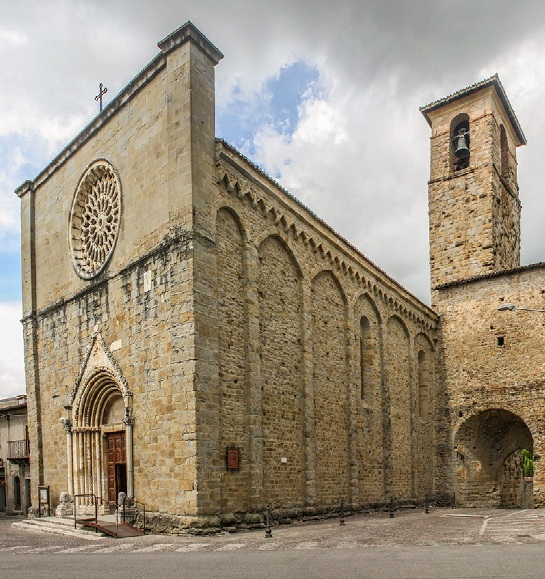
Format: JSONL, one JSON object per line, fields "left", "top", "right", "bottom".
{"left": 498, "top": 303, "right": 545, "bottom": 313}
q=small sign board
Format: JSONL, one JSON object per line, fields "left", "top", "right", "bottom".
{"left": 38, "top": 485, "right": 50, "bottom": 517}
{"left": 226, "top": 447, "right": 240, "bottom": 471}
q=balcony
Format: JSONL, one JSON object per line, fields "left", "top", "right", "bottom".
{"left": 7, "top": 440, "right": 29, "bottom": 464}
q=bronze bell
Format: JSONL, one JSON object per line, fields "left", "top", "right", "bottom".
{"left": 454, "top": 131, "right": 469, "bottom": 158}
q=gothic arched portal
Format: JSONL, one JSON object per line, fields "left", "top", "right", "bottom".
{"left": 64, "top": 334, "right": 134, "bottom": 507}
{"left": 454, "top": 409, "right": 533, "bottom": 508}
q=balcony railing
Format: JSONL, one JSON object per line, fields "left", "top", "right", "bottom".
{"left": 7, "top": 439, "right": 29, "bottom": 461}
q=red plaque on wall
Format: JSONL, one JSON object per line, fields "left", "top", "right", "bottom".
{"left": 226, "top": 447, "right": 240, "bottom": 470}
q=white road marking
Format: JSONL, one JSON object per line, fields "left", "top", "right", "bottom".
{"left": 93, "top": 543, "right": 136, "bottom": 553}
{"left": 216, "top": 543, "right": 245, "bottom": 551}
{"left": 295, "top": 541, "right": 319, "bottom": 549}
{"left": 176, "top": 543, "right": 211, "bottom": 552}
{"left": 132, "top": 543, "right": 173, "bottom": 553}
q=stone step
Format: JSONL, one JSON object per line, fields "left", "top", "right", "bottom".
{"left": 12, "top": 517, "right": 108, "bottom": 540}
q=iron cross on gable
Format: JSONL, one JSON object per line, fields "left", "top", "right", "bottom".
{"left": 95, "top": 83, "right": 108, "bottom": 112}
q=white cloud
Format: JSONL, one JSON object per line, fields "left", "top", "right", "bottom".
{"left": 3, "top": 0, "right": 545, "bottom": 382}
{"left": 0, "top": 28, "right": 27, "bottom": 46}
{"left": 0, "top": 302, "right": 25, "bottom": 399}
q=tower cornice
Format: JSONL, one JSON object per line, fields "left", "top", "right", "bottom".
{"left": 420, "top": 74, "right": 526, "bottom": 146}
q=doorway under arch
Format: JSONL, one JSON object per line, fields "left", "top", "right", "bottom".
{"left": 454, "top": 409, "right": 533, "bottom": 508}
{"left": 70, "top": 370, "right": 133, "bottom": 503}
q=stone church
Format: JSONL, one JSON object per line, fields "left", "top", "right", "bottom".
{"left": 15, "top": 22, "right": 545, "bottom": 529}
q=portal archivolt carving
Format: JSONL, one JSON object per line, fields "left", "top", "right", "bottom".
{"left": 65, "top": 333, "right": 133, "bottom": 500}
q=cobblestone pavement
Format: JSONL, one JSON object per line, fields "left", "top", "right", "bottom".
{"left": 3, "top": 508, "right": 545, "bottom": 555}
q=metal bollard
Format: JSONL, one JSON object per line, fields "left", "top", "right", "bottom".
{"left": 389, "top": 497, "right": 395, "bottom": 518}
{"left": 339, "top": 500, "right": 345, "bottom": 526}
{"left": 425, "top": 495, "right": 429, "bottom": 514}
{"left": 265, "top": 505, "right": 272, "bottom": 538}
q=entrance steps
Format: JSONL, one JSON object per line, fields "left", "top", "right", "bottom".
{"left": 12, "top": 516, "right": 108, "bottom": 540}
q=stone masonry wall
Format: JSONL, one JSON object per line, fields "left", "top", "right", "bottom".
{"left": 213, "top": 141, "right": 441, "bottom": 515}
{"left": 27, "top": 238, "right": 194, "bottom": 513}
{"left": 17, "top": 27, "right": 219, "bottom": 516}
{"left": 312, "top": 271, "right": 350, "bottom": 504}
{"left": 217, "top": 209, "right": 249, "bottom": 514}
{"left": 259, "top": 236, "right": 304, "bottom": 507}
{"left": 386, "top": 316, "right": 412, "bottom": 500}
{"left": 434, "top": 266, "right": 545, "bottom": 506}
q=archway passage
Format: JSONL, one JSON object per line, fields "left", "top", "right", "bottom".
{"left": 455, "top": 409, "right": 533, "bottom": 508}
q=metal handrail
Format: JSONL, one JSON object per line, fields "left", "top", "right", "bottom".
{"left": 73, "top": 493, "right": 147, "bottom": 536}
{"left": 118, "top": 495, "right": 147, "bottom": 534}
{"left": 73, "top": 493, "right": 97, "bottom": 530}
{"left": 73, "top": 494, "right": 113, "bottom": 532}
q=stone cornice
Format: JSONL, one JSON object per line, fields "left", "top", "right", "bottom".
{"left": 434, "top": 261, "right": 545, "bottom": 291}
{"left": 158, "top": 21, "right": 223, "bottom": 64}
{"left": 420, "top": 73, "right": 526, "bottom": 147}
{"left": 216, "top": 140, "right": 439, "bottom": 330}
{"left": 20, "top": 226, "right": 193, "bottom": 324}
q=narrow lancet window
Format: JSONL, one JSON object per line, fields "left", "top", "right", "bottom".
{"left": 360, "top": 316, "right": 371, "bottom": 400}
{"left": 418, "top": 350, "right": 429, "bottom": 418}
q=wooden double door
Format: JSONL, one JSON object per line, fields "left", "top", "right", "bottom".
{"left": 106, "top": 431, "right": 127, "bottom": 502}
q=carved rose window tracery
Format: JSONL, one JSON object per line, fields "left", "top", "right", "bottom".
{"left": 69, "top": 160, "right": 121, "bottom": 279}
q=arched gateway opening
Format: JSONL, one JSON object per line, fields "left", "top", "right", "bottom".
{"left": 454, "top": 409, "right": 533, "bottom": 508}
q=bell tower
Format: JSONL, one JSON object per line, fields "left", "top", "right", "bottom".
{"left": 420, "top": 75, "right": 526, "bottom": 299}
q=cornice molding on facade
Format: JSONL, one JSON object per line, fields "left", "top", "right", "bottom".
{"left": 433, "top": 261, "right": 545, "bottom": 291}
{"left": 0, "top": 395, "right": 27, "bottom": 412}
{"left": 20, "top": 226, "right": 195, "bottom": 324}
{"left": 14, "top": 54, "right": 166, "bottom": 198}
{"left": 216, "top": 140, "right": 439, "bottom": 330}
{"left": 158, "top": 21, "right": 224, "bottom": 64}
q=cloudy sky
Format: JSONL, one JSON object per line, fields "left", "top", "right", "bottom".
{"left": 2, "top": 0, "right": 545, "bottom": 398}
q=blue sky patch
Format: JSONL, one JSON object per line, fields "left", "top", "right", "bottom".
{"left": 0, "top": 247, "right": 21, "bottom": 302}
{"left": 217, "top": 61, "right": 320, "bottom": 160}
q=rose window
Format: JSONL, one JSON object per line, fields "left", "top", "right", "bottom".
{"left": 69, "top": 160, "right": 121, "bottom": 279}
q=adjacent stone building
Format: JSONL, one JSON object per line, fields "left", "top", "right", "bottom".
{"left": 15, "top": 23, "right": 544, "bottom": 528}
{"left": 421, "top": 76, "right": 543, "bottom": 508}
{"left": 0, "top": 395, "right": 30, "bottom": 514}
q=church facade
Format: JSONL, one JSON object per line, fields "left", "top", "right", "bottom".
{"left": 15, "top": 23, "right": 544, "bottom": 529}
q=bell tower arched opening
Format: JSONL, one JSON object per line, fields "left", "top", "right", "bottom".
{"left": 450, "top": 113, "right": 470, "bottom": 172}
{"left": 454, "top": 409, "right": 533, "bottom": 508}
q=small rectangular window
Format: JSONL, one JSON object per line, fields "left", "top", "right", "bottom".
{"left": 497, "top": 336, "right": 505, "bottom": 347}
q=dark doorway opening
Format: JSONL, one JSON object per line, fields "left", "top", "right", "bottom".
{"left": 116, "top": 463, "right": 127, "bottom": 498}
{"left": 25, "top": 478, "right": 31, "bottom": 510}
{"left": 14, "top": 476, "right": 21, "bottom": 511}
